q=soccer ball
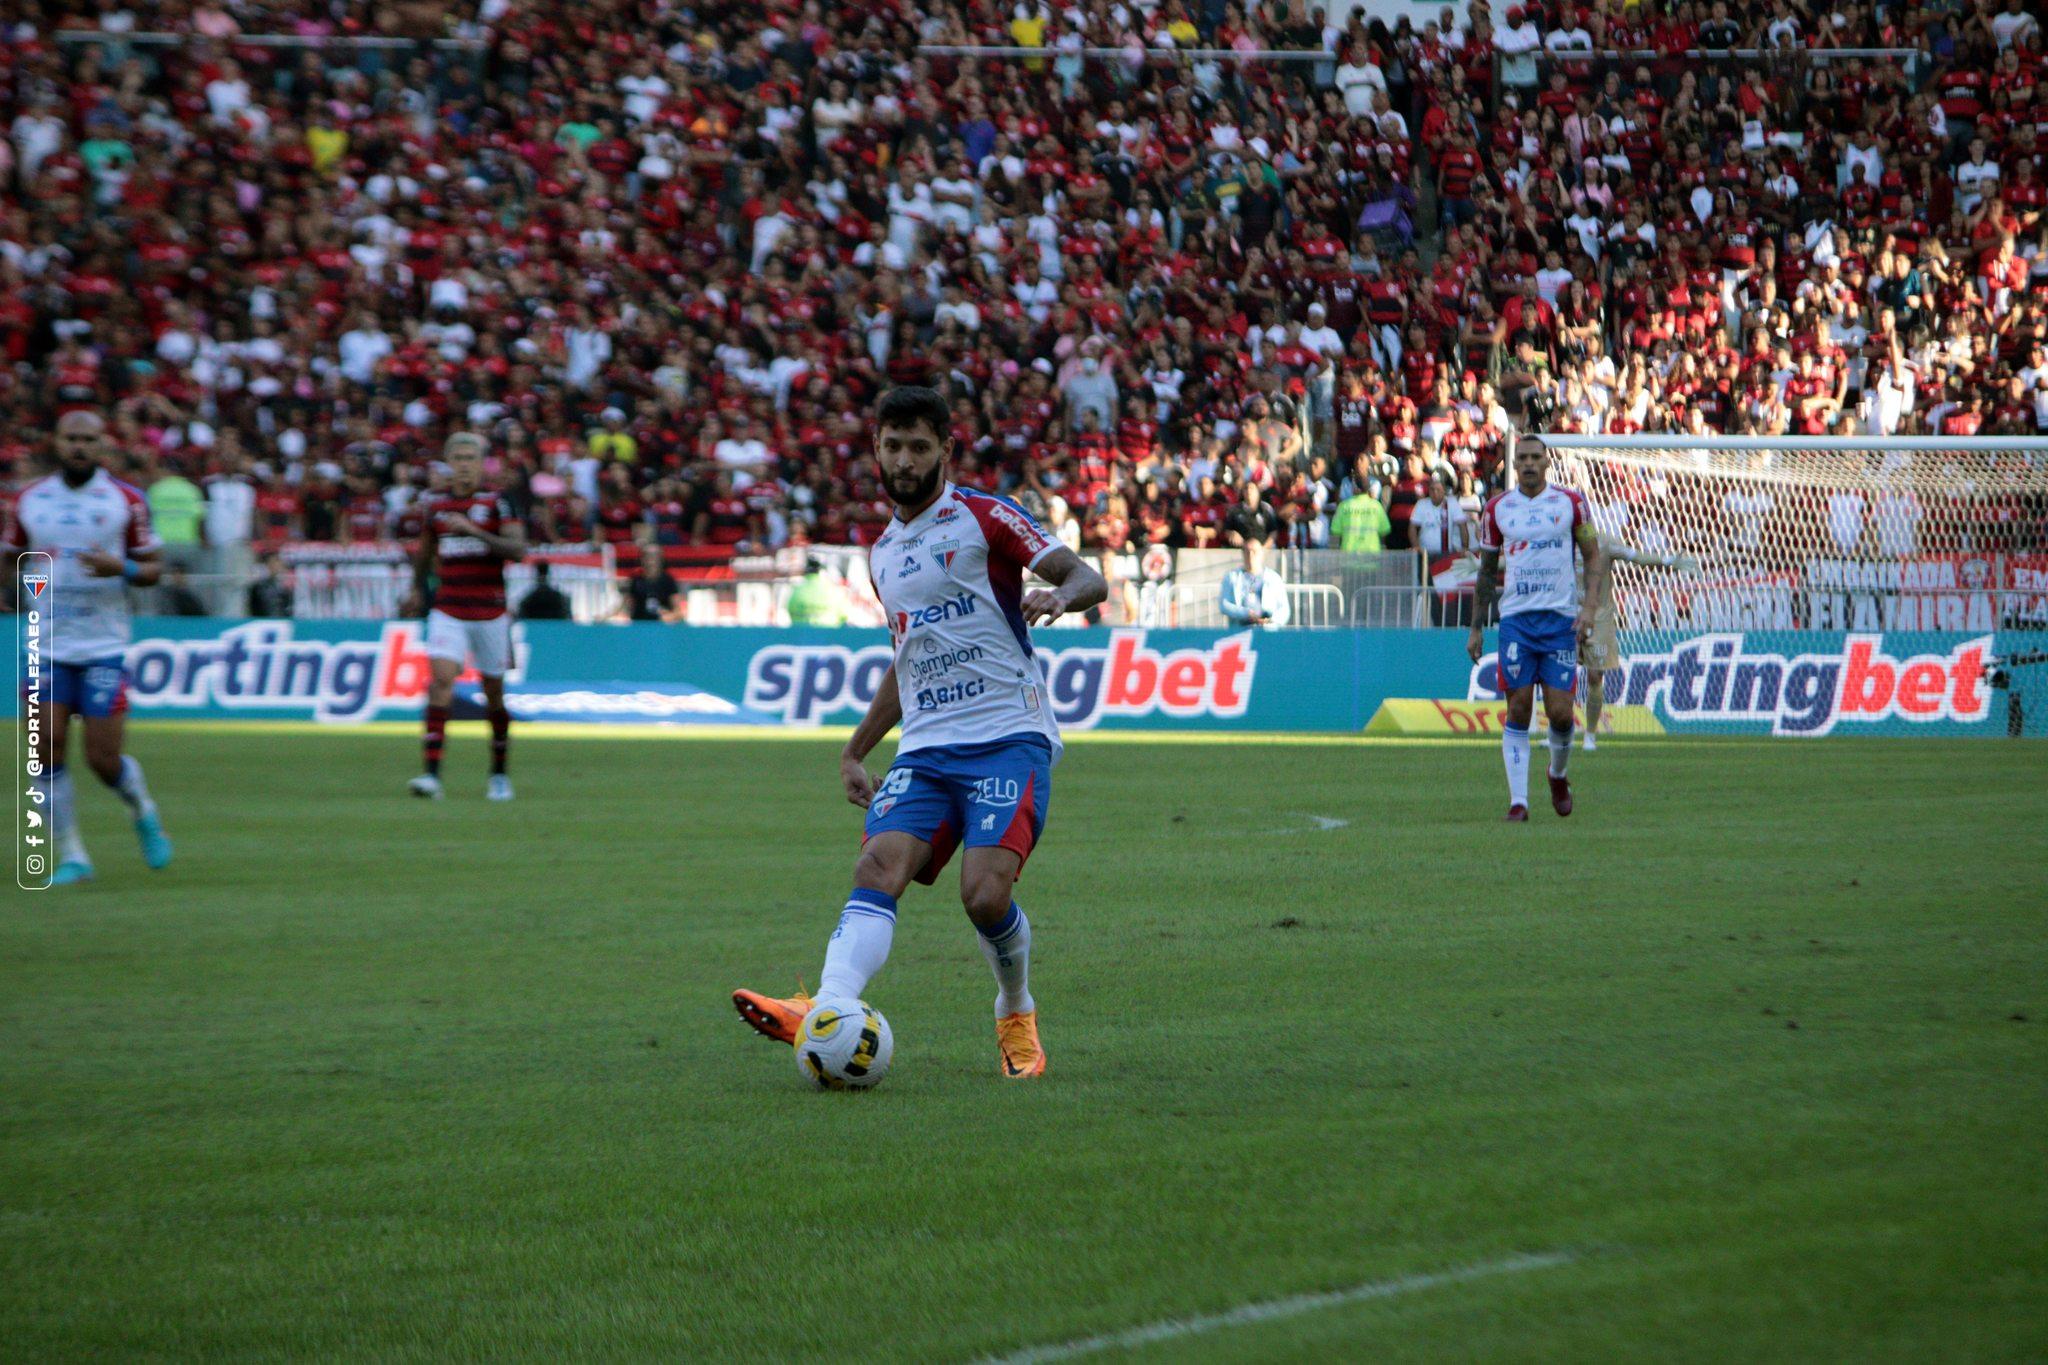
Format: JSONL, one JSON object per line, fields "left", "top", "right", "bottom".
{"left": 793, "top": 999, "right": 894, "bottom": 1091}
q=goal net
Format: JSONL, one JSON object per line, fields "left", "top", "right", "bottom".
{"left": 1535, "top": 436, "right": 2048, "bottom": 739}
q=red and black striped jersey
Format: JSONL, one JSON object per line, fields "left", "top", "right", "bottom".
{"left": 426, "top": 490, "right": 517, "bottom": 620}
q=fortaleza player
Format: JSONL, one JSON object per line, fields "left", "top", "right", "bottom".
{"left": 4, "top": 411, "right": 174, "bottom": 882}
{"left": 402, "top": 433, "right": 526, "bottom": 801}
{"left": 1467, "top": 436, "right": 1602, "bottom": 821}
{"left": 734, "top": 386, "right": 1107, "bottom": 1079}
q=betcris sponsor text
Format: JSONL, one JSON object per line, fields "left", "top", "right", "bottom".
{"left": 746, "top": 629, "right": 1258, "bottom": 727}
{"left": 1470, "top": 632, "right": 1992, "bottom": 735}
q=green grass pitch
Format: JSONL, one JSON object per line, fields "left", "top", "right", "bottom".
{"left": 2, "top": 727, "right": 2043, "bottom": 1361}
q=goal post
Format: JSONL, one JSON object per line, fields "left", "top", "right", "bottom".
{"left": 1524, "top": 435, "right": 2048, "bottom": 739}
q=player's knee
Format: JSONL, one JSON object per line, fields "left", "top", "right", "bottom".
{"left": 852, "top": 843, "right": 915, "bottom": 897}
{"left": 960, "top": 875, "right": 1012, "bottom": 926}
{"left": 85, "top": 743, "right": 122, "bottom": 785}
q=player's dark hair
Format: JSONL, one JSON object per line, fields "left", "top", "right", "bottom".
{"left": 875, "top": 386, "right": 950, "bottom": 443}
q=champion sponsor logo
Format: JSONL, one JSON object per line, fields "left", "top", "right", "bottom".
{"left": 744, "top": 629, "right": 1258, "bottom": 727}
{"left": 909, "top": 642, "right": 985, "bottom": 681}
{"left": 120, "top": 621, "right": 517, "bottom": 722}
{"left": 1470, "top": 633, "right": 1993, "bottom": 735}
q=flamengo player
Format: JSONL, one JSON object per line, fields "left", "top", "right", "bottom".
{"left": 733, "top": 387, "right": 1107, "bottom": 1079}
{"left": 403, "top": 433, "right": 526, "bottom": 801}
{"left": 1467, "top": 436, "right": 1602, "bottom": 821}
{"left": 4, "top": 411, "right": 173, "bottom": 882}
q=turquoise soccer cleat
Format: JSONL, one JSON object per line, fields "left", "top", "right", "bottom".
{"left": 135, "top": 811, "right": 174, "bottom": 869}
{"left": 51, "top": 859, "right": 95, "bottom": 885}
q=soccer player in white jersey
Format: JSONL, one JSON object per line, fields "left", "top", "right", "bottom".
{"left": 1579, "top": 533, "right": 1698, "bottom": 750}
{"left": 4, "top": 411, "right": 174, "bottom": 882}
{"left": 1467, "top": 436, "right": 1602, "bottom": 821}
{"left": 734, "top": 386, "right": 1106, "bottom": 1079}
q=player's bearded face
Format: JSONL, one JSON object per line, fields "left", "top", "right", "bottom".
{"left": 876, "top": 426, "right": 946, "bottom": 508}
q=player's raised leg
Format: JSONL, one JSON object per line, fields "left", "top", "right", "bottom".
{"left": 733, "top": 832, "right": 926, "bottom": 1044}
{"left": 77, "top": 665, "right": 171, "bottom": 869}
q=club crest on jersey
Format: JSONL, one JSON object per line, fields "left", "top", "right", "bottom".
{"left": 930, "top": 539, "right": 963, "bottom": 575}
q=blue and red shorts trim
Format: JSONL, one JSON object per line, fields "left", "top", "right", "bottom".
{"left": 862, "top": 733, "right": 1053, "bottom": 884}
{"left": 25, "top": 656, "right": 130, "bottom": 718}
{"left": 1495, "top": 610, "right": 1579, "bottom": 694}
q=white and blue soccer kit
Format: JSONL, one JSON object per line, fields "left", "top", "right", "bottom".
{"left": 1480, "top": 482, "right": 1591, "bottom": 694}
{"left": 6, "top": 469, "right": 160, "bottom": 716}
{"left": 863, "top": 484, "right": 1062, "bottom": 884}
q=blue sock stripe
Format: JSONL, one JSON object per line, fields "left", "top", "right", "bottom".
{"left": 1503, "top": 724, "right": 1529, "bottom": 738}
{"left": 847, "top": 888, "right": 897, "bottom": 915}
{"left": 843, "top": 903, "right": 895, "bottom": 923}
{"left": 978, "top": 903, "right": 1024, "bottom": 941}
{"left": 1549, "top": 724, "right": 1574, "bottom": 739}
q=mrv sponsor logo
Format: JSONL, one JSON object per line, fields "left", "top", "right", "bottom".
{"left": 745, "top": 630, "right": 1257, "bottom": 727}
{"left": 1470, "top": 633, "right": 1992, "bottom": 735}
{"left": 124, "top": 621, "right": 522, "bottom": 722}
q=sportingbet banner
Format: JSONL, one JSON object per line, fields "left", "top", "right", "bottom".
{"left": 3, "top": 619, "right": 2039, "bottom": 735}
{"left": 0, "top": 618, "right": 1463, "bottom": 731}
{"left": 1469, "top": 630, "right": 2048, "bottom": 737}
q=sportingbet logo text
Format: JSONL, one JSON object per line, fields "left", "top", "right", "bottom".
{"left": 1469, "top": 633, "right": 1992, "bottom": 735}
{"left": 746, "top": 630, "right": 1257, "bottom": 727}
{"left": 123, "top": 621, "right": 516, "bottom": 722}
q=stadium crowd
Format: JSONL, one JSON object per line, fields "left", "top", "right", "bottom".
{"left": 2, "top": 0, "right": 2045, "bottom": 595}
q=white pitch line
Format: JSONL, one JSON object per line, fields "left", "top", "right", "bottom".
{"left": 978, "top": 1249, "right": 1577, "bottom": 1365}
{"left": 1250, "top": 813, "right": 1351, "bottom": 837}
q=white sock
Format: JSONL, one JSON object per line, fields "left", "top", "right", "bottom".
{"left": 1502, "top": 725, "right": 1530, "bottom": 808}
{"left": 977, "top": 902, "right": 1034, "bottom": 1017}
{"left": 108, "top": 755, "right": 157, "bottom": 819}
{"left": 1547, "top": 724, "right": 1574, "bottom": 779}
{"left": 818, "top": 889, "right": 895, "bottom": 1002}
{"left": 51, "top": 765, "right": 88, "bottom": 865}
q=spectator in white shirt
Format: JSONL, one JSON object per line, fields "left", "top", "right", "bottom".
{"left": 1410, "top": 472, "right": 1471, "bottom": 560}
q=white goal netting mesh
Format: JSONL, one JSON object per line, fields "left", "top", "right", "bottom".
{"left": 1541, "top": 437, "right": 2048, "bottom": 738}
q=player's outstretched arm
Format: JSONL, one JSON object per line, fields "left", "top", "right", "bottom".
{"left": 841, "top": 666, "right": 903, "bottom": 809}
{"left": 1020, "top": 545, "right": 1107, "bottom": 626}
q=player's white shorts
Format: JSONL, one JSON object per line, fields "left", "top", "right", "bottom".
{"left": 424, "top": 609, "right": 512, "bottom": 676}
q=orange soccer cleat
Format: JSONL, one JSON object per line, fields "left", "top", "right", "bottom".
{"left": 995, "top": 1010, "right": 1048, "bottom": 1079}
{"left": 733, "top": 986, "right": 813, "bottom": 1046}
